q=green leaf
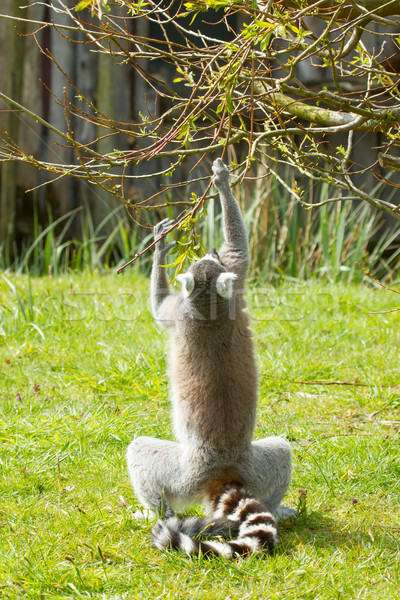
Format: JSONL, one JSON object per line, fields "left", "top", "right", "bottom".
{"left": 216, "top": 101, "right": 224, "bottom": 114}
{"left": 189, "top": 10, "right": 200, "bottom": 25}
{"left": 75, "top": 0, "right": 93, "bottom": 11}
{"left": 167, "top": 251, "right": 188, "bottom": 268}
{"left": 226, "top": 89, "right": 234, "bottom": 115}
{"left": 254, "top": 20, "right": 277, "bottom": 29}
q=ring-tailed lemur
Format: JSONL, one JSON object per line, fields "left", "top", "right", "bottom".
{"left": 126, "top": 158, "right": 295, "bottom": 557}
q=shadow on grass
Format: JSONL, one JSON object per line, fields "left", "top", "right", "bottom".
{"left": 279, "top": 509, "right": 400, "bottom": 554}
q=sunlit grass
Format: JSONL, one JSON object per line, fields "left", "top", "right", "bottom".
{"left": 0, "top": 272, "right": 399, "bottom": 599}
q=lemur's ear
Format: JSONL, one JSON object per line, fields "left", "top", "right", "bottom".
{"left": 216, "top": 272, "right": 237, "bottom": 299}
{"left": 176, "top": 272, "right": 195, "bottom": 297}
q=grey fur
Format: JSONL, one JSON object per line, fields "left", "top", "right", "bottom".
{"left": 126, "top": 158, "right": 295, "bottom": 537}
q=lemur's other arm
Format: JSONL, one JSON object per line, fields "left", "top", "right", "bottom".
{"left": 212, "top": 159, "right": 249, "bottom": 282}
{"left": 150, "top": 219, "right": 178, "bottom": 328}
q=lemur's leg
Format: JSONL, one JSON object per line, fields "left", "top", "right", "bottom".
{"left": 127, "top": 436, "right": 203, "bottom": 518}
{"left": 126, "top": 436, "right": 181, "bottom": 517}
{"left": 240, "top": 437, "right": 296, "bottom": 521}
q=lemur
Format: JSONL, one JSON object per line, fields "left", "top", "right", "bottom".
{"left": 126, "top": 158, "right": 295, "bottom": 557}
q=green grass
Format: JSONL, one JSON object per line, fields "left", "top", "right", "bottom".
{"left": 0, "top": 204, "right": 154, "bottom": 276}
{"left": 1, "top": 272, "right": 399, "bottom": 599}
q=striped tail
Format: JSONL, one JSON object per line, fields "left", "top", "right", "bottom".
{"left": 152, "top": 485, "right": 279, "bottom": 558}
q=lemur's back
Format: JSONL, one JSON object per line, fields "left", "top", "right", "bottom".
{"left": 127, "top": 159, "right": 294, "bottom": 558}
{"left": 169, "top": 298, "right": 258, "bottom": 450}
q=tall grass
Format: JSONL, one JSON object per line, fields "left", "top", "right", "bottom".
{"left": 1, "top": 175, "right": 399, "bottom": 281}
{"left": 200, "top": 172, "right": 400, "bottom": 284}
{"left": 247, "top": 185, "right": 400, "bottom": 283}
{"left": 0, "top": 204, "right": 154, "bottom": 276}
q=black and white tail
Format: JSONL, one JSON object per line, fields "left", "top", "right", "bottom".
{"left": 152, "top": 484, "right": 279, "bottom": 558}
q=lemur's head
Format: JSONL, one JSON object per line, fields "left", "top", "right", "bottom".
{"left": 176, "top": 250, "right": 237, "bottom": 302}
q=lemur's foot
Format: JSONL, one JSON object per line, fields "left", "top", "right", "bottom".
{"left": 153, "top": 218, "right": 176, "bottom": 253}
{"left": 212, "top": 158, "right": 230, "bottom": 188}
{"left": 274, "top": 505, "right": 297, "bottom": 522}
{"left": 132, "top": 507, "right": 156, "bottom": 520}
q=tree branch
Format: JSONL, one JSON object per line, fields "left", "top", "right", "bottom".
{"left": 276, "top": 0, "right": 400, "bottom": 19}
{"left": 378, "top": 152, "right": 400, "bottom": 172}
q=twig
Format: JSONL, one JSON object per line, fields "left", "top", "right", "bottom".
{"left": 293, "top": 380, "right": 368, "bottom": 386}
{"left": 294, "top": 379, "right": 400, "bottom": 388}
{"left": 116, "top": 180, "right": 212, "bottom": 273}
{"left": 304, "top": 431, "right": 371, "bottom": 451}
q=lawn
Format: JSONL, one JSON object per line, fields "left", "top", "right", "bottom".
{"left": 0, "top": 272, "right": 399, "bottom": 599}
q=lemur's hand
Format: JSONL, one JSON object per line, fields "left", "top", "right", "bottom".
{"left": 212, "top": 158, "right": 230, "bottom": 189}
{"left": 154, "top": 219, "right": 177, "bottom": 254}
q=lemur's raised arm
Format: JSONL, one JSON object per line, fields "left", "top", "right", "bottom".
{"left": 151, "top": 160, "right": 248, "bottom": 325}
{"left": 150, "top": 218, "right": 177, "bottom": 327}
{"left": 212, "top": 158, "right": 249, "bottom": 284}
